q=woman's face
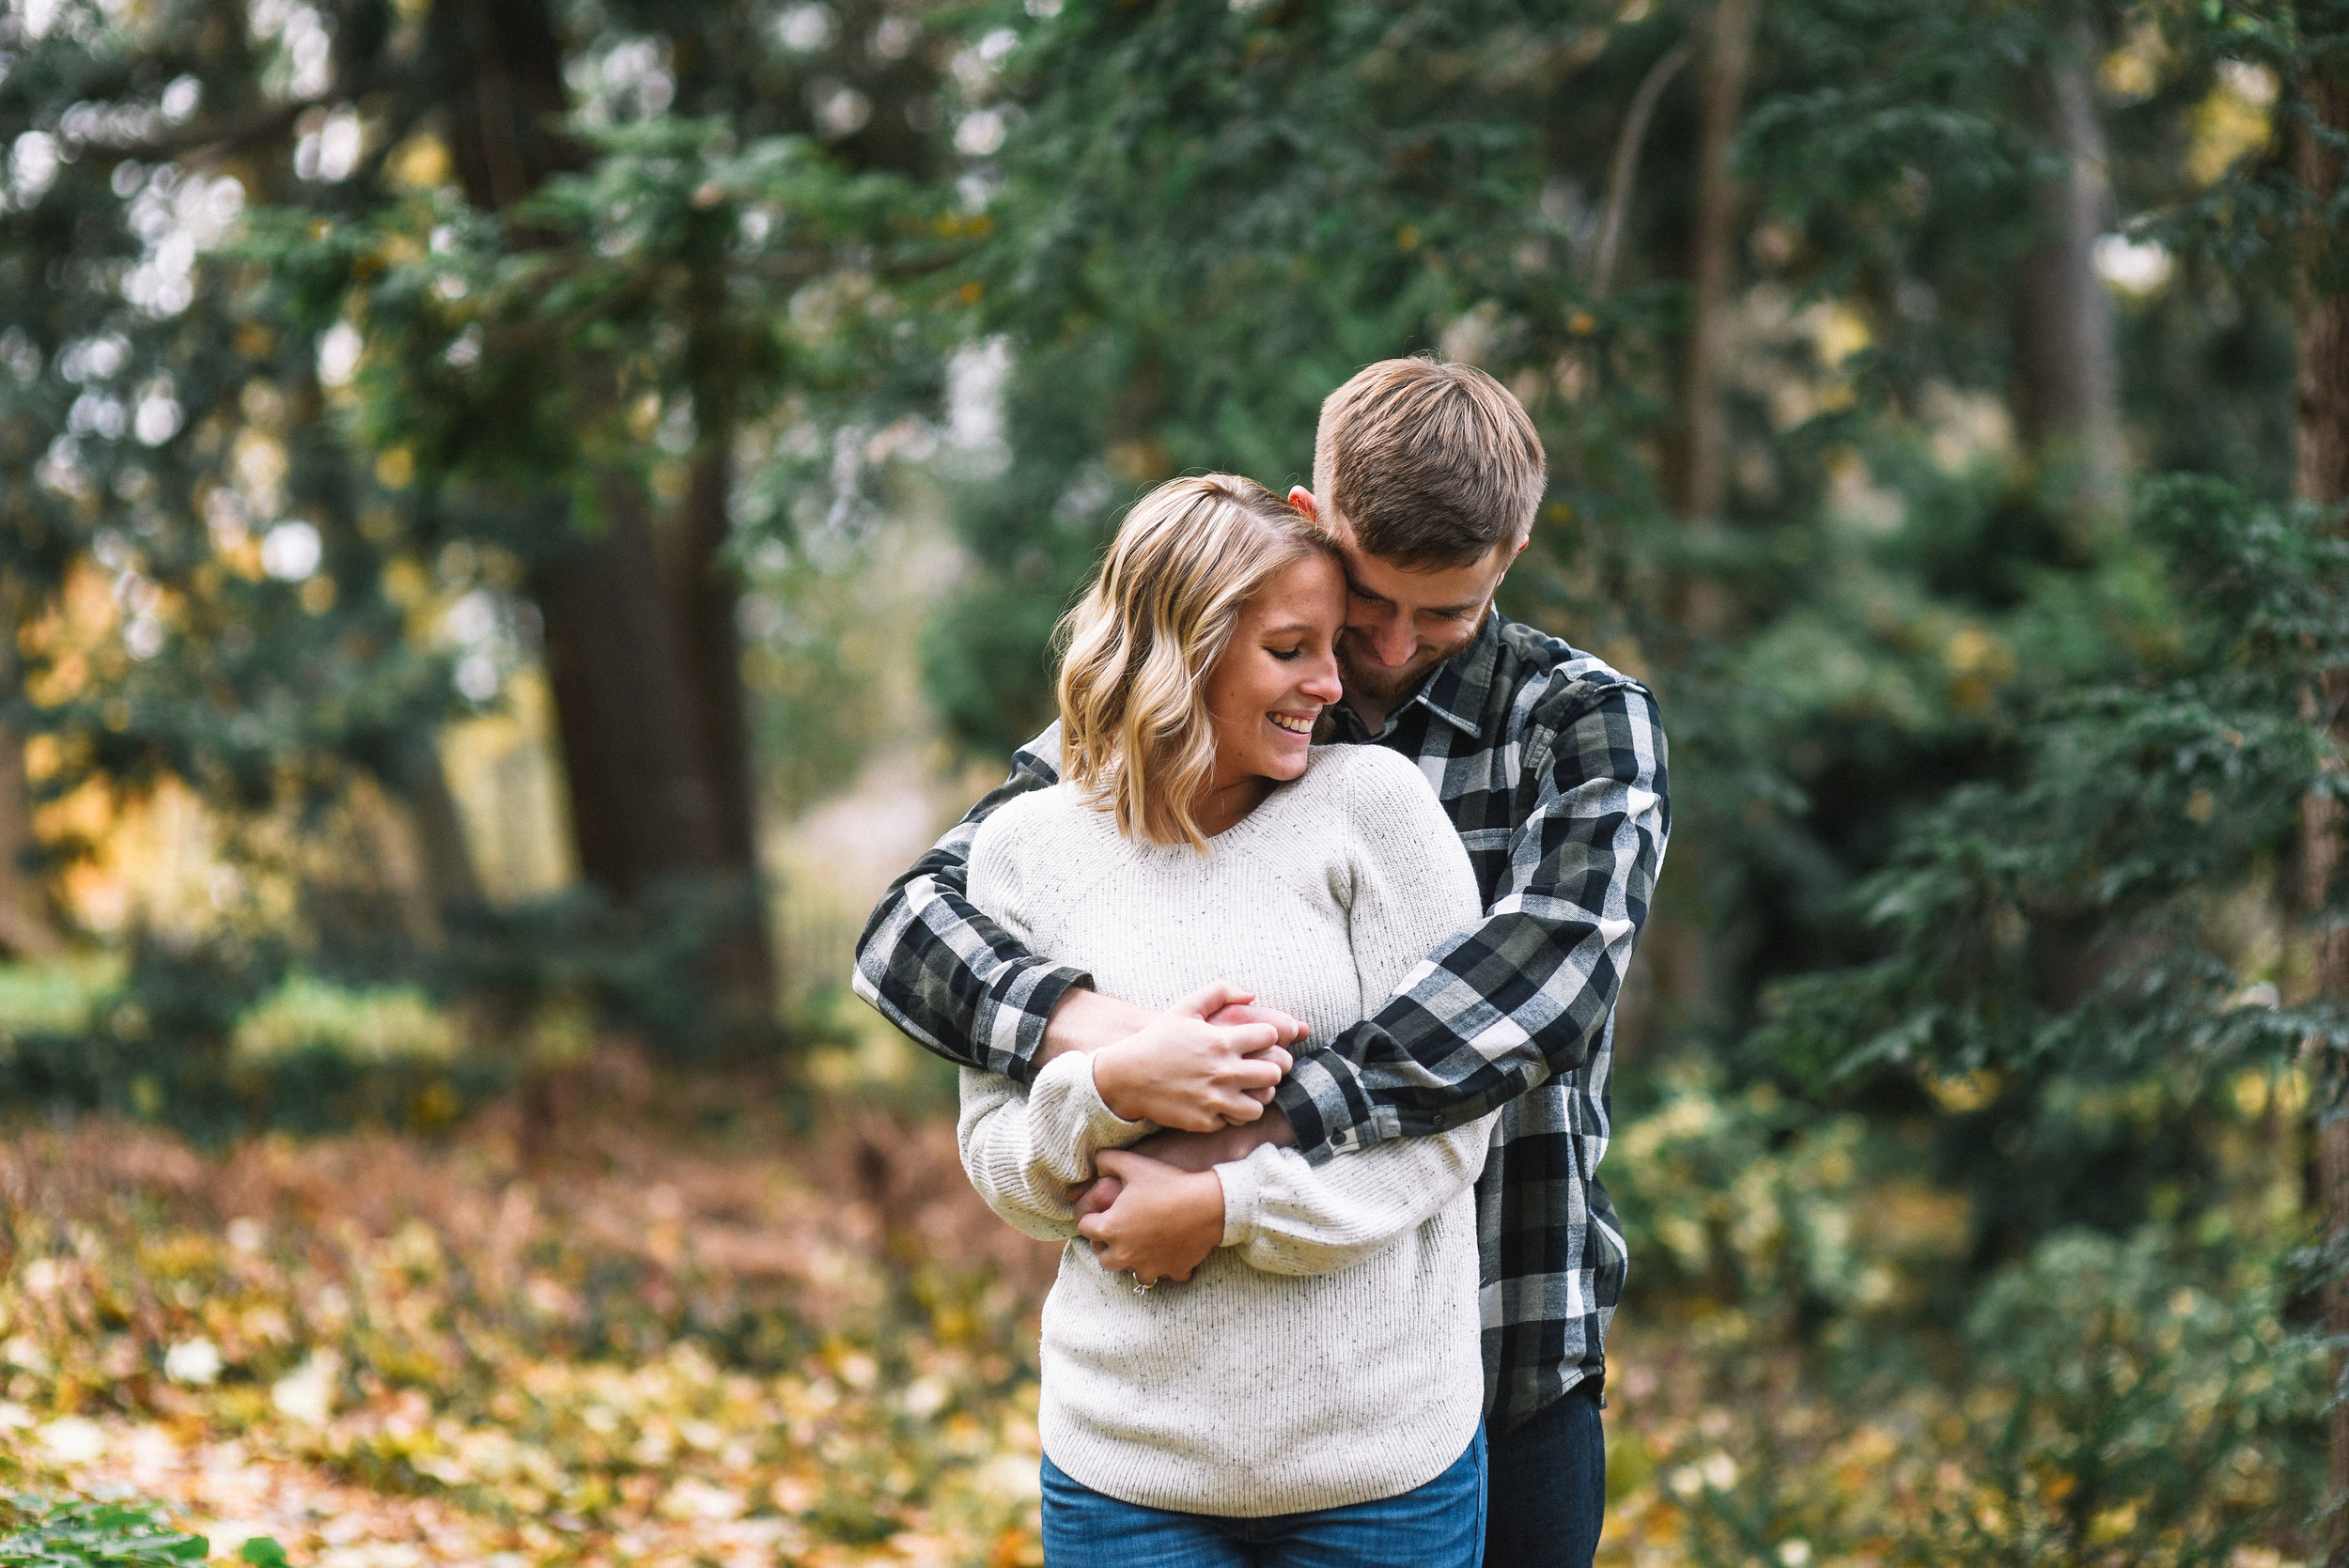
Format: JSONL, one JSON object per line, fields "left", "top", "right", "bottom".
{"left": 1203, "top": 551, "right": 1346, "bottom": 788}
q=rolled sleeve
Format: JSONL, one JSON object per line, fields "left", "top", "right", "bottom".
{"left": 1276, "top": 683, "right": 1669, "bottom": 1159}
{"left": 851, "top": 730, "right": 1078, "bottom": 1082}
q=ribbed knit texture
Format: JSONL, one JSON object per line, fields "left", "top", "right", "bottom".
{"left": 957, "top": 744, "right": 1491, "bottom": 1516}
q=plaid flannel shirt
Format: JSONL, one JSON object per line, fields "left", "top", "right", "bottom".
{"left": 852, "top": 613, "right": 1670, "bottom": 1431}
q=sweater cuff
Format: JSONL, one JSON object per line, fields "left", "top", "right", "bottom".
{"left": 1030, "top": 1050, "right": 1153, "bottom": 1173}
{"left": 1215, "top": 1144, "right": 1276, "bottom": 1249}
{"left": 1070, "top": 1050, "right": 1154, "bottom": 1143}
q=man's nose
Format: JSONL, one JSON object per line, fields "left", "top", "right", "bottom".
{"left": 1348, "top": 607, "right": 1413, "bottom": 666}
{"left": 1362, "top": 623, "right": 1414, "bottom": 666}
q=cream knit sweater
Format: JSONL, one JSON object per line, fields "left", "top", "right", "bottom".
{"left": 958, "top": 743, "right": 1492, "bottom": 1516}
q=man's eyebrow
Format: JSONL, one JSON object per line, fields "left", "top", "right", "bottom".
{"left": 1344, "top": 577, "right": 1392, "bottom": 604}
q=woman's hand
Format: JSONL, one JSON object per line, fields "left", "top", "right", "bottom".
{"left": 1090, "top": 983, "right": 1299, "bottom": 1131}
{"left": 1076, "top": 1150, "right": 1225, "bottom": 1285}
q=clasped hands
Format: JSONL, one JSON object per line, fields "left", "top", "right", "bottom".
{"left": 1042, "top": 983, "right": 1304, "bottom": 1288}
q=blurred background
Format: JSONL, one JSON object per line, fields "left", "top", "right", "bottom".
{"left": 0, "top": 0, "right": 2343, "bottom": 1564}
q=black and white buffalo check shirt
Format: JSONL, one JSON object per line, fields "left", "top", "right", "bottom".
{"left": 853, "top": 613, "right": 1670, "bottom": 1432}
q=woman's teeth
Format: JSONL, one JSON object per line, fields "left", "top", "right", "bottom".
{"left": 1268, "top": 713, "right": 1315, "bottom": 734}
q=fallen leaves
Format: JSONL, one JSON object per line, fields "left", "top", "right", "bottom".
{"left": 0, "top": 1065, "right": 1054, "bottom": 1565}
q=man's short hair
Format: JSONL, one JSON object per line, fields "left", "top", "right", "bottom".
{"left": 1312, "top": 357, "right": 1547, "bottom": 570}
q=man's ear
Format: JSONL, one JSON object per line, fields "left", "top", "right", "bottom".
{"left": 1286, "top": 485, "right": 1317, "bottom": 520}
{"left": 1511, "top": 534, "right": 1531, "bottom": 561}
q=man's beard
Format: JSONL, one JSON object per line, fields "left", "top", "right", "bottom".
{"left": 1336, "top": 623, "right": 1482, "bottom": 706}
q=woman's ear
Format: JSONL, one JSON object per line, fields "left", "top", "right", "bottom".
{"left": 1286, "top": 485, "right": 1318, "bottom": 520}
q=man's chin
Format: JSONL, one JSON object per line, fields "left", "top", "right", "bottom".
{"left": 1338, "top": 656, "right": 1435, "bottom": 704}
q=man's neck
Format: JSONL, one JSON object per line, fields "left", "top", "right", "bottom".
{"left": 1346, "top": 689, "right": 1398, "bottom": 736}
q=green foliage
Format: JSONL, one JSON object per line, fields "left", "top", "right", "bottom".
{"left": 436, "top": 879, "right": 767, "bottom": 1060}
{"left": 229, "top": 972, "right": 459, "bottom": 1067}
{"left": 0, "top": 955, "right": 123, "bottom": 1039}
{"left": 1662, "top": 1226, "right": 2319, "bottom": 1568}
{"left": 245, "top": 116, "right": 956, "bottom": 563}
{"left": 932, "top": 0, "right": 1648, "bottom": 748}
{"left": 1760, "top": 476, "right": 2348, "bottom": 1089}
{"left": 0, "top": 1497, "right": 225, "bottom": 1566}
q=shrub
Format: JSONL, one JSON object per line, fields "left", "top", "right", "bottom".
{"left": 228, "top": 974, "right": 460, "bottom": 1068}
{"left": 0, "top": 1494, "right": 285, "bottom": 1566}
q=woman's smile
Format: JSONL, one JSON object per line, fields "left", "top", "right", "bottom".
{"left": 1195, "top": 551, "right": 1346, "bottom": 829}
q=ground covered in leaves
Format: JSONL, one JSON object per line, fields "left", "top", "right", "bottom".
{"left": 0, "top": 1055, "right": 2312, "bottom": 1567}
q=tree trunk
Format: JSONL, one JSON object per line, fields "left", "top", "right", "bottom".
{"left": 0, "top": 722, "right": 57, "bottom": 959}
{"left": 535, "top": 480, "right": 734, "bottom": 896}
{"left": 1674, "top": 0, "right": 1756, "bottom": 521}
{"left": 2295, "top": 55, "right": 2349, "bottom": 1568}
{"left": 431, "top": 0, "right": 775, "bottom": 1036}
{"left": 2013, "top": 20, "right": 2124, "bottom": 536}
{"left": 675, "top": 267, "right": 776, "bottom": 1005}
{"left": 390, "top": 729, "right": 482, "bottom": 911}
{"left": 0, "top": 582, "right": 61, "bottom": 958}
{"left": 1590, "top": 39, "right": 1691, "bottom": 302}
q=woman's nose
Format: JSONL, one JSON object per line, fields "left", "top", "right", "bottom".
{"left": 1300, "top": 658, "right": 1343, "bottom": 703}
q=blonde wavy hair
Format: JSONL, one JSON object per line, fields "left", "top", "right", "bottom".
{"left": 1056, "top": 474, "right": 1337, "bottom": 849}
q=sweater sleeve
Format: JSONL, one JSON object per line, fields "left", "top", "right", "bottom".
{"left": 957, "top": 1054, "right": 1153, "bottom": 1244}
{"left": 1218, "top": 751, "right": 1497, "bottom": 1275}
{"left": 952, "top": 791, "right": 1153, "bottom": 1243}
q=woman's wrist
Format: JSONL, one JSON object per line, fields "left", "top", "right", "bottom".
{"left": 1090, "top": 1038, "right": 1148, "bottom": 1122}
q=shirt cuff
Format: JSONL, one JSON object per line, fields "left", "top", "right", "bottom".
{"left": 1271, "top": 1031, "right": 1399, "bottom": 1164}
{"left": 973, "top": 960, "right": 1094, "bottom": 1084}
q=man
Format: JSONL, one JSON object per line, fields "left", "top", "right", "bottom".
{"left": 854, "top": 357, "right": 1670, "bottom": 1568}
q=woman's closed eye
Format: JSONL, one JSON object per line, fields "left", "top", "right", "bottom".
{"left": 1268, "top": 644, "right": 1304, "bottom": 661}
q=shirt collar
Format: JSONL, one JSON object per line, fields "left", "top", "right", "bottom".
{"left": 1339, "top": 613, "right": 1503, "bottom": 739}
{"left": 1418, "top": 612, "right": 1503, "bottom": 735}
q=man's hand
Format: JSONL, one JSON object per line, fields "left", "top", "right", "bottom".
{"left": 1069, "top": 1109, "right": 1293, "bottom": 1221}
{"left": 1077, "top": 1150, "right": 1224, "bottom": 1285}
{"left": 1202, "top": 1001, "right": 1308, "bottom": 1105}
{"left": 1038, "top": 985, "right": 1305, "bottom": 1074}
{"left": 1090, "top": 984, "right": 1299, "bottom": 1132}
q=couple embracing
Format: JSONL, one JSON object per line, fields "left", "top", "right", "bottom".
{"left": 855, "top": 358, "right": 1671, "bottom": 1568}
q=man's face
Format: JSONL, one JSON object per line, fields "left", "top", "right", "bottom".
{"left": 1287, "top": 487, "right": 1521, "bottom": 707}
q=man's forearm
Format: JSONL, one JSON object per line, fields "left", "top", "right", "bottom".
{"left": 1067, "top": 1110, "right": 1294, "bottom": 1224}
{"left": 1036, "top": 986, "right": 1157, "bottom": 1065}
{"left": 1128, "top": 1109, "right": 1294, "bottom": 1172}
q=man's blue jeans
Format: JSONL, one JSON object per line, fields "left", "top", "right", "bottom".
{"left": 1484, "top": 1385, "right": 1606, "bottom": 1568}
{"left": 1039, "top": 1428, "right": 1486, "bottom": 1568}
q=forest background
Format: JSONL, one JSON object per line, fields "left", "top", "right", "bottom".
{"left": 0, "top": 0, "right": 2344, "bottom": 1564}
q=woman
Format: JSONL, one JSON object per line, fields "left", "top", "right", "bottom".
{"left": 957, "top": 474, "right": 1494, "bottom": 1567}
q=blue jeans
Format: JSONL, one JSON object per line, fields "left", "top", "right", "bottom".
{"left": 1040, "top": 1429, "right": 1486, "bottom": 1568}
{"left": 1484, "top": 1385, "right": 1605, "bottom": 1568}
